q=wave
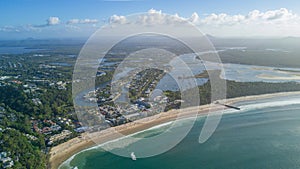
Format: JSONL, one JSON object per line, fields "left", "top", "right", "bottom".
{"left": 59, "top": 121, "right": 174, "bottom": 169}
{"left": 212, "top": 96, "right": 300, "bottom": 117}
{"left": 240, "top": 99, "right": 300, "bottom": 111}
{"left": 60, "top": 95, "right": 300, "bottom": 169}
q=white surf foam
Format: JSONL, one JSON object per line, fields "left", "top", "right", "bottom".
{"left": 60, "top": 95, "right": 300, "bottom": 168}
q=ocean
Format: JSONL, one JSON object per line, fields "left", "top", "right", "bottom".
{"left": 60, "top": 96, "right": 300, "bottom": 169}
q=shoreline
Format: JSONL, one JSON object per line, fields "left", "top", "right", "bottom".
{"left": 49, "top": 91, "right": 300, "bottom": 169}
{"left": 256, "top": 73, "right": 300, "bottom": 80}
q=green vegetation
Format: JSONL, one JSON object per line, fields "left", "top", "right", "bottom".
{"left": 199, "top": 81, "right": 300, "bottom": 104}
{"left": 0, "top": 86, "right": 33, "bottom": 114}
{"left": 165, "top": 79, "right": 300, "bottom": 110}
{"left": 214, "top": 49, "right": 300, "bottom": 68}
{"left": 129, "top": 68, "right": 165, "bottom": 101}
{"left": 1, "top": 38, "right": 300, "bottom": 168}
{"left": 0, "top": 129, "right": 46, "bottom": 169}
{"left": 0, "top": 40, "right": 80, "bottom": 169}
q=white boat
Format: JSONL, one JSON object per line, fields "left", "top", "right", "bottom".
{"left": 131, "top": 152, "right": 137, "bottom": 161}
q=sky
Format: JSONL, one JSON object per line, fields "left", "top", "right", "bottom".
{"left": 1, "top": 0, "right": 300, "bottom": 39}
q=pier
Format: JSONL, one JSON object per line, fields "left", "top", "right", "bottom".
{"left": 215, "top": 101, "right": 241, "bottom": 110}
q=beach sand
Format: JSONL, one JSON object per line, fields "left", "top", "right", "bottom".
{"left": 256, "top": 73, "right": 300, "bottom": 80}
{"left": 48, "top": 91, "right": 300, "bottom": 169}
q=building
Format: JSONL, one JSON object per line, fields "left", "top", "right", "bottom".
{"left": 0, "top": 152, "right": 14, "bottom": 168}
{"left": 49, "top": 130, "right": 72, "bottom": 143}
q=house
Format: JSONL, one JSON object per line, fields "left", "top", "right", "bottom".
{"left": 0, "top": 107, "right": 5, "bottom": 119}
{"left": 49, "top": 130, "right": 72, "bottom": 143}
{"left": 0, "top": 76, "right": 11, "bottom": 81}
{"left": 57, "top": 81, "right": 67, "bottom": 90}
{"left": 0, "top": 152, "right": 7, "bottom": 159}
{"left": 42, "top": 127, "right": 52, "bottom": 134}
{"left": 50, "top": 124, "right": 61, "bottom": 131}
{"left": 74, "top": 126, "right": 88, "bottom": 133}
{"left": 11, "top": 80, "right": 22, "bottom": 84}
{"left": 3, "top": 160, "right": 14, "bottom": 168}
{"left": 58, "top": 85, "right": 66, "bottom": 90}
{"left": 1, "top": 157, "right": 11, "bottom": 163}
{"left": 32, "top": 98, "right": 42, "bottom": 105}
{"left": 0, "top": 152, "right": 14, "bottom": 168}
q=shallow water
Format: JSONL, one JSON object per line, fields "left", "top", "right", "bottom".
{"left": 61, "top": 96, "right": 300, "bottom": 169}
{"left": 156, "top": 54, "right": 300, "bottom": 91}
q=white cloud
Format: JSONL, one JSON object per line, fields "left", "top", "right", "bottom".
{"left": 242, "top": 8, "right": 297, "bottom": 23}
{"left": 0, "top": 25, "right": 42, "bottom": 33}
{"left": 0, "top": 17, "right": 100, "bottom": 39}
{"left": 189, "top": 12, "right": 200, "bottom": 24}
{"left": 109, "top": 9, "right": 246, "bottom": 26}
{"left": 199, "top": 8, "right": 297, "bottom": 26}
{"left": 110, "top": 9, "right": 191, "bottom": 26}
{"left": 0, "top": 26, "right": 20, "bottom": 32}
{"left": 1, "top": 8, "right": 300, "bottom": 38}
{"left": 67, "top": 19, "right": 99, "bottom": 24}
{"left": 202, "top": 8, "right": 300, "bottom": 36}
{"left": 136, "top": 9, "right": 186, "bottom": 25}
{"left": 261, "top": 8, "right": 295, "bottom": 20}
{"left": 110, "top": 15, "right": 127, "bottom": 24}
{"left": 47, "top": 17, "right": 60, "bottom": 26}
{"left": 107, "top": 8, "right": 300, "bottom": 37}
{"left": 200, "top": 13, "right": 246, "bottom": 26}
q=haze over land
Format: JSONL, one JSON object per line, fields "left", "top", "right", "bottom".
{"left": 1, "top": 1, "right": 300, "bottom": 169}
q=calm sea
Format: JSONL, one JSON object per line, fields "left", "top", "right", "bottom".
{"left": 61, "top": 97, "right": 300, "bottom": 169}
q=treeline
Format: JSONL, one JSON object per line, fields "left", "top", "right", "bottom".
{"left": 226, "top": 81, "right": 300, "bottom": 98}
{"left": 0, "top": 129, "right": 46, "bottom": 169}
{"left": 200, "top": 80, "right": 300, "bottom": 104}
{"left": 0, "top": 85, "right": 33, "bottom": 114}
{"left": 0, "top": 84, "right": 73, "bottom": 168}
{"left": 95, "top": 71, "right": 114, "bottom": 87}
{"left": 38, "top": 84, "right": 74, "bottom": 118}
{"left": 165, "top": 80, "right": 300, "bottom": 108}
{"left": 0, "top": 84, "right": 74, "bottom": 119}
{"left": 0, "top": 105, "right": 46, "bottom": 169}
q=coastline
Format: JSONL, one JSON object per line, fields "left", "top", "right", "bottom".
{"left": 256, "top": 73, "right": 300, "bottom": 80}
{"left": 48, "top": 91, "right": 300, "bottom": 169}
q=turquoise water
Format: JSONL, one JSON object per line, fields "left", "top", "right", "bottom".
{"left": 61, "top": 99, "right": 300, "bottom": 169}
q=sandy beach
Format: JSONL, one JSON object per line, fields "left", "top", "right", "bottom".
{"left": 48, "top": 91, "right": 300, "bottom": 169}
{"left": 257, "top": 73, "right": 300, "bottom": 80}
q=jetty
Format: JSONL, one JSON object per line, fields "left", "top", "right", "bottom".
{"left": 215, "top": 101, "right": 241, "bottom": 110}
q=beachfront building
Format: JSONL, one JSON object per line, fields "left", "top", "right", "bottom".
{"left": 48, "top": 130, "right": 72, "bottom": 145}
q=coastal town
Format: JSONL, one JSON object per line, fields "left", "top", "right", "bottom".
{"left": 3, "top": 1, "right": 300, "bottom": 169}
{"left": 0, "top": 42, "right": 85, "bottom": 168}
{"left": 0, "top": 43, "right": 181, "bottom": 168}
{"left": 81, "top": 67, "right": 171, "bottom": 127}
{"left": 2, "top": 36, "right": 300, "bottom": 168}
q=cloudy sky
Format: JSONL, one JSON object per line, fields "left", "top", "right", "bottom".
{"left": 1, "top": 0, "right": 300, "bottom": 39}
